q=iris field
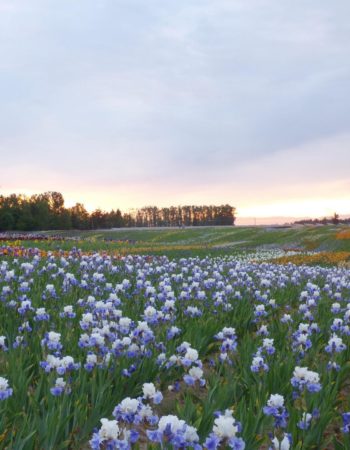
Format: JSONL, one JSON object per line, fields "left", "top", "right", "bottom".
{"left": 0, "top": 226, "right": 350, "bottom": 449}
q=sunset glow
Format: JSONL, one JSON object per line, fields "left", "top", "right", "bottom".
{"left": 0, "top": 0, "right": 349, "bottom": 222}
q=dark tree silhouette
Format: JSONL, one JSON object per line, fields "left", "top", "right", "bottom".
{"left": 0, "top": 192, "right": 236, "bottom": 230}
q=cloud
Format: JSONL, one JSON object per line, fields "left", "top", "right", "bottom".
{"left": 0, "top": 0, "right": 349, "bottom": 214}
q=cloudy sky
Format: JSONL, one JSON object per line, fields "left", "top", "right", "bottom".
{"left": 1, "top": 0, "right": 349, "bottom": 223}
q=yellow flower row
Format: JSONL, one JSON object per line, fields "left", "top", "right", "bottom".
{"left": 0, "top": 243, "right": 210, "bottom": 258}
{"left": 271, "top": 251, "right": 350, "bottom": 266}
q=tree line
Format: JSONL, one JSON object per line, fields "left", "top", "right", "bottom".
{"left": 294, "top": 213, "right": 350, "bottom": 226}
{"left": 0, "top": 192, "right": 236, "bottom": 231}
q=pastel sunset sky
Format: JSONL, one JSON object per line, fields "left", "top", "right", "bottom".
{"left": 1, "top": 0, "right": 349, "bottom": 224}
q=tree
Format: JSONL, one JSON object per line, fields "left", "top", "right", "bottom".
{"left": 332, "top": 212, "right": 340, "bottom": 225}
{"left": 70, "top": 203, "right": 90, "bottom": 229}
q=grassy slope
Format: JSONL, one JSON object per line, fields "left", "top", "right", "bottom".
{"left": 32, "top": 225, "right": 350, "bottom": 256}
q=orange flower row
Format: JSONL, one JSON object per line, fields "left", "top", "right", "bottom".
{"left": 271, "top": 251, "right": 350, "bottom": 266}
{"left": 336, "top": 229, "right": 350, "bottom": 240}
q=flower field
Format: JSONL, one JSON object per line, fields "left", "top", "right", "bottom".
{"left": 1, "top": 231, "right": 350, "bottom": 449}
{"left": 271, "top": 252, "right": 350, "bottom": 267}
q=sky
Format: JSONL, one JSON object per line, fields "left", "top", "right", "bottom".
{"left": 0, "top": 0, "right": 349, "bottom": 224}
